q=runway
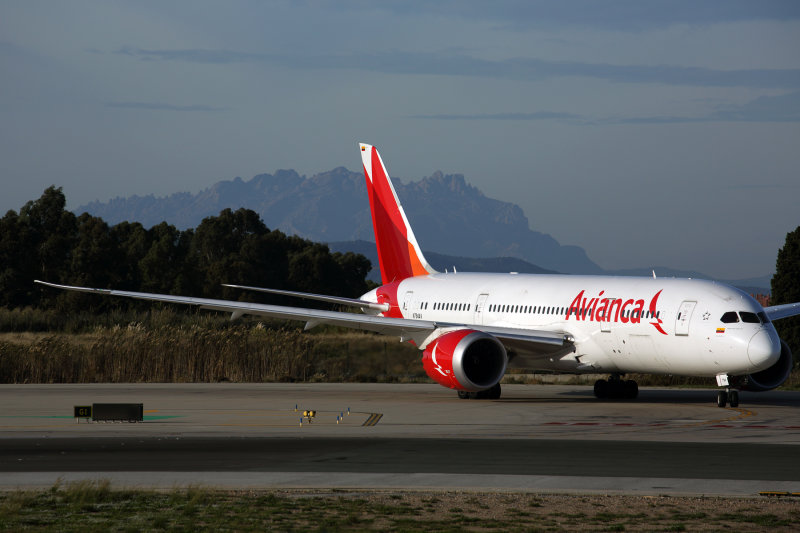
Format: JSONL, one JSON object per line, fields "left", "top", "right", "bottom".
{"left": 2, "top": 383, "right": 799, "bottom": 495}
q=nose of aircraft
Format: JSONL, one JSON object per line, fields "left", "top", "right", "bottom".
{"left": 748, "top": 329, "right": 781, "bottom": 368}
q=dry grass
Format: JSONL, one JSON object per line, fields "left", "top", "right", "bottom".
{"left": 1, "top": 483, "right": 798, "bottom": 532}
{"left": 1, "top": 306, "right": 798, "bottom": 387}
{"left": 0, "top": 324, "right": 423, "bottom": 384}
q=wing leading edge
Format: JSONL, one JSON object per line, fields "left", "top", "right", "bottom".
{"left": 34, "top": 280, "right": 569, "bottom": 356}
{"left": 765, "top": 302, "right": 800, "bottom": 321}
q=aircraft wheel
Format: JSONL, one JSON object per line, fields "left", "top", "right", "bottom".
{"left": 593, "top": 379, "right": 608, "bottom": 399}
{"left": 716, "top": 390, "right": 728, "bottom": 408}
{"left": 624, "top": 380, "right": 638, "bottom": 399}
{"left": 457, "top": 390, "right": 469, "bottom": 399}
{"left": 729, "top": 390, "right": 739, "bottom": 408}
{"left": 487, "top": 383, "right": 501, "bottom": 400}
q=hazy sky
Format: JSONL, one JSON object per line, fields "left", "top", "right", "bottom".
{"left": 2, "top": 1, "right": 799, "bottom": 280}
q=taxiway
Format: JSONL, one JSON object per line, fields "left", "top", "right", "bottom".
{"left": 2, "top": 383, "right": 799, "bottom": 495}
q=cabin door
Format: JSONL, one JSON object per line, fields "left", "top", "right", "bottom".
{"left": 675, "top": 300, "right": 696, "bottom": 336}
{"left": 401, "top": 291, "right": 414, "bottom": 315}
{"left": 473, "top": 293, "right": 489, "bottom": 325}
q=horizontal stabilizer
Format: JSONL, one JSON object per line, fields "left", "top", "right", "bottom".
{"left": 222, "top": 284, "right": 390, "bottom": 312}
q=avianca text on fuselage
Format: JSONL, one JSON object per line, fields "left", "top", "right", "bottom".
{"left": 565, "top": 289, "right": 667, "bottom": 335}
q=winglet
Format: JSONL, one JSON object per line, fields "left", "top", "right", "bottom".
{"left": 359, "top": 143, "right": 437, "bottom": 284}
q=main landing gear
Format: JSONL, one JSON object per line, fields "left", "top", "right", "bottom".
{"left": 594, "top": 375, "right": 638, "bottom": 400}
{"left": 457, "top": 383, "right": 502, "bottom": 400}
{"left": 716, "top": 389, "right": 739, "bottom": 408}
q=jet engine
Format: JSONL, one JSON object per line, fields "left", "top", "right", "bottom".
{"left": 732, "top": 340, "right": 793, "bottom": 392}
{"left": 421, "top": 329, "right": 508, "bottom": 391}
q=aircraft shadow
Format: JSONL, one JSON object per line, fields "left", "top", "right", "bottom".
{"left": 494, "top": 387, "right": 799, "bottom": 406}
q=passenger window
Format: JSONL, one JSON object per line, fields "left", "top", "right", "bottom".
{"left": 720, "top": 312, "right": 739, "bottom": 323}
{"left": 739, "top": 312, "right": 760, "bottom": 324}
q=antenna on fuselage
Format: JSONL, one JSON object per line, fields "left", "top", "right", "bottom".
{"left": 652, "top": 270, "right": 657, "bottom": 279}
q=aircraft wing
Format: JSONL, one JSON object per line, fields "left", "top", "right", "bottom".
{"left": 765, "top": 302, "right": 800, "bottom": 321}
{"left": 34, "top": 280, "right": 569, "bottom": 354}
{"left": 221, "top": 284, "right": 390, "bottom": 312}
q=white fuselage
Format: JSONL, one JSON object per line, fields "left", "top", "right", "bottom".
{"left": 367, "top": 273, "right": 781, "bottom": 377}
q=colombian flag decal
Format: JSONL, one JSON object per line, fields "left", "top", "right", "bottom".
{"left": 716, "top": 327, "right": 725, "bottom": 334}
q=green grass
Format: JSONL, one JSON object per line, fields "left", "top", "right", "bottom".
{"left": 1, "top": 483, "right": 799, "bottom": 532}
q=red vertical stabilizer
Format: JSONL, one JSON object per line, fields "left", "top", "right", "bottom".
{"left": 359, "top": 143, "right": 436, "bottom": 284}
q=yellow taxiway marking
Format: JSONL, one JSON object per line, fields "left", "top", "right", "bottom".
{"left": 362, "top": 413, "right": 383, "bottom": 426}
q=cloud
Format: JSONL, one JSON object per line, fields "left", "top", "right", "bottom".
{"left": 114, "top": 46, "right": 266, "bottom": 64}
{"left": 353, "top": 0, "right": 800, "bottom": 31}
{"left": 412, "top": 111, "right": 581, "bottom": 121}
{"left": 412, "top": 91, "right": 800, "bottom": 124}
{"left": 607, "top": 91, "right": 800, "bottom": 124}
{"left": 105, "top": 101, "right": 227, "bottom": 112}
{"left": 115, "top": 47, "right": 800, "bottom": 89}
{"left": 710, "top": 90, "right": 800, "bottom": 122}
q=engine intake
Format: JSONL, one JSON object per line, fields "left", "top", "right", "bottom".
{"left": 421, "top": 329, "right": 508, "bottom": 391}
{"left": 732, "top": 340, "right": 793, "bottom": 392}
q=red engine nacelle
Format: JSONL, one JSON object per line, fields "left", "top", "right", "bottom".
{"left": 421, "top": 329, "right": 508, "bottom": 392}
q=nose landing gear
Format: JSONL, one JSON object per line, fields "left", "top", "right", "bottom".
{"left": 716, "top": 388, "right": 739, "bottom": 408}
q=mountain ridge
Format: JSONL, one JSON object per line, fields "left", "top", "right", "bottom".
{"left": 79, "top": 168, "right": 771, "bottom": 293}
{"left": 80, "top": 167, "right": 602, "bottom": 275}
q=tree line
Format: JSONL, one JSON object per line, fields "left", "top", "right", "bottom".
{"left": 0, "top": 187, "right": 372, "bottom": 313}
{"left": 1, "top": 187, "right": 798, "bottom": 362}
{"left": 772, "top": 226, "right": 800, "bottom": 361}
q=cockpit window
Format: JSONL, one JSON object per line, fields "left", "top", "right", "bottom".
{"left": 720, "top": 312, "right": 739, "bottom": 323}
{"left": 758, "top": 311, "right": 770, "bottom": 324}
{"left": 739, "top": 312, "right": 760, "bottom": 324}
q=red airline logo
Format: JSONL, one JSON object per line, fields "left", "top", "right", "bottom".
{"left": 565, "top": 289, "right": 667, "bottom": 335}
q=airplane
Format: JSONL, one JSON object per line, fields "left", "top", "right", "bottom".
{"left": 36, "top": 143, "right": 800, "bottom": 407}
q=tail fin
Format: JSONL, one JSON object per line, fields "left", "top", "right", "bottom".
{"left": 359, "top": 143, "right": 437, "bottom": 284}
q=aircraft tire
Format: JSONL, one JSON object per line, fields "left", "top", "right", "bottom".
{"left": 729, "top": 390, "right": 739, "bottom": 408}
{"left": 487, "top": 383, "right": 501, "bottom": 400}
{"left": 624, "top": 380, "right": 638, "bottom": 399}
{"left": 716, "top": 390, "right": 728, "bottom": 408}
{"left": 457, "top": 390, "right": 469, "bottom": 399}
{"left": 594, "top": 379, "right": 608, "bottom": 399}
